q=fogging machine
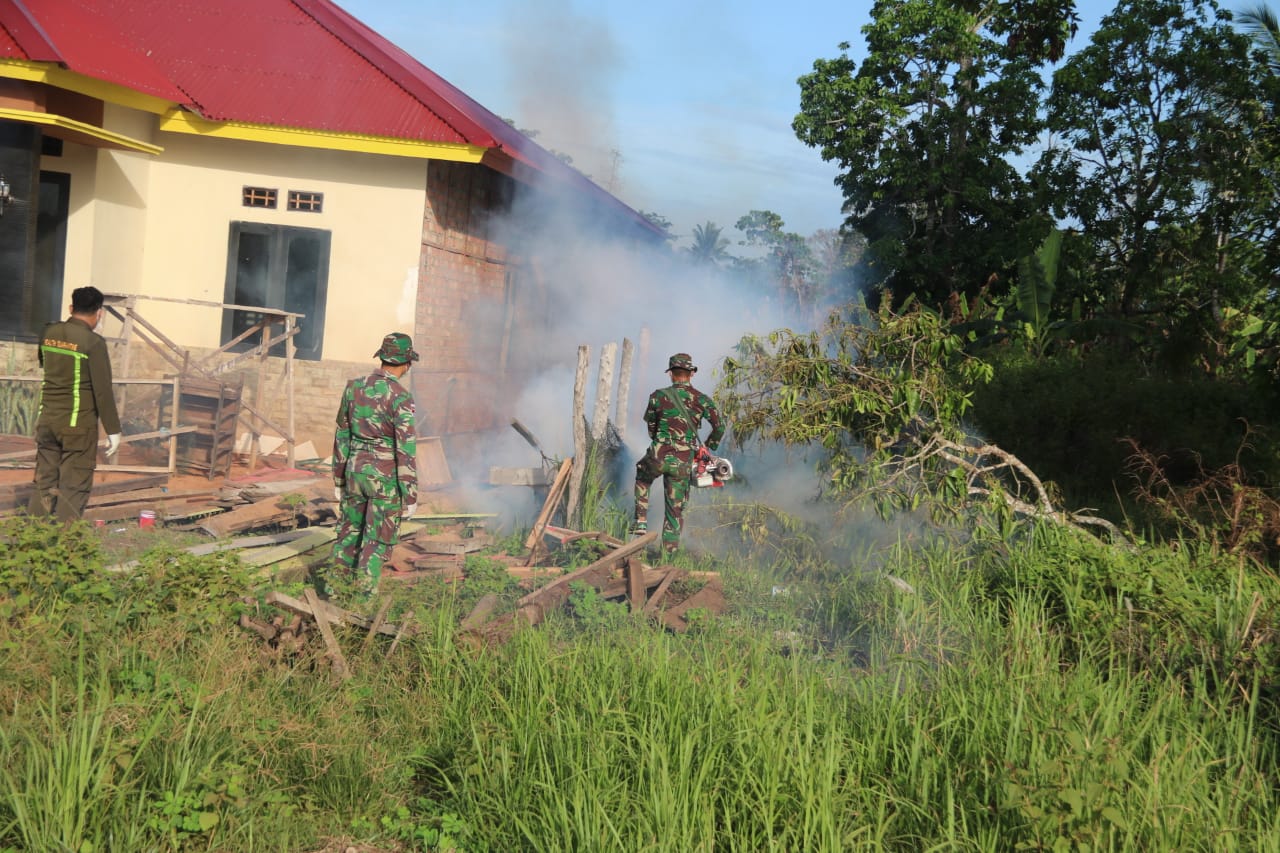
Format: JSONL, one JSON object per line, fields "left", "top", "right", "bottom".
{"left": 692, "top": 446, "right": 734, "bottom": 488}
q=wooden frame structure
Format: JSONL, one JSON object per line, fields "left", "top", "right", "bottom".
{"left": 0, "top": 375, "right": 192, "bottom": 473}
{"left": 103, "top": 293, "right": 303, "bottom": 470}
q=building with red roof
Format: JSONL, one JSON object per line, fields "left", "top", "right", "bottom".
{"left": 0, "top": 0, "right": 663, "bottom": 463}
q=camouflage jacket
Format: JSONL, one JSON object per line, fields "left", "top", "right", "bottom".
{"left": 644, "top": 380, "right": 724, "bottom": 451}
{"left": 332, "top": 369, "right": 418, "bottom": 503}
{"left": 36, "top": 316, "right": 121, "bottom": 434}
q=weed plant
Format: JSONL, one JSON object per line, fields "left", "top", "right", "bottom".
{"left": 1, "top": 513, "right": 1279, "bottom": 850}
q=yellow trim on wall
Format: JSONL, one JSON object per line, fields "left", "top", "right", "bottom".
{"left": 159, "top": 110, "right": 488, "bottom": 162}
{"left": 0, "top": 107, "right": 163, "bottom": 154}
{"left": 0, "top": 60, "right": 177, "bottom": 114}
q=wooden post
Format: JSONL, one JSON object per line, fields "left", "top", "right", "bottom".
{"left": 626, "top": 557, "right": 647, "bottom": 611}
{"left": 285, "top": 315, "right": 296, "bottom": 469}
{"left": 591, "top": 342, "right": 616, "bottom": 441}
{"left": 567, "top": 345, "right": 589, "bottom": 529}
{"left": 616, "top": 337, "right": 634, "bottom": 442}
{"left": 638, "top": 326, "right": 651, "bottom": 396}
{"left": 248, "top": 321, "right": 268, "bottom": 473}
{"left": 166, "top": 376, "right": 180, "bottom": 474}
{"left": 115, "top": 295, "right": 136, "bottom": 412}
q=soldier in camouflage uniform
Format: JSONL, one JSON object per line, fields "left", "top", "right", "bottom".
{"left": 330, "top": 332, "right": 419, "bottom": 597}
{"left": 634, "top": 352, "right": 725, "bottom": 554}
{"left": 28, "top": 286, "right": 123, "bottom": 522}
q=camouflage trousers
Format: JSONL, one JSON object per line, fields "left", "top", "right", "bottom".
{"left": 28, "top": 421, "right": 100, "bottom": 523}
{"left": 330, "top": 471, "right": 405, "bottom": 597}
{"left": 635, "top": 445, "right": 693, "bottom": 554}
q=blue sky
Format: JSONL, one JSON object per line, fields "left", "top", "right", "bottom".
{"left": 338, "top": 0, "right": 1119, "bottom": 246}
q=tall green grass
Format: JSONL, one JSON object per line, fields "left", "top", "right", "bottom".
{"left": 1, "top": 516, "right": 1278, "bottom": 850}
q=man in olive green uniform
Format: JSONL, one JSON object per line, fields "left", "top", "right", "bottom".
{"left": 330, "top": 332, "right": 419, "bottom": 597}
{"left": 28, "top": 286, "right": 122, "bottom": 523}
{"left": 634, "top": 352, "right": 725, "bottom": 555}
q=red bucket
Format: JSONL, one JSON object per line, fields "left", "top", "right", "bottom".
{"left": 139, "top": 509, "right": 157, "bottom": 529}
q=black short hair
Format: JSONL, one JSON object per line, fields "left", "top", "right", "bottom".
{"left": 71, "top": 286, "right": 104, "bottom": 314}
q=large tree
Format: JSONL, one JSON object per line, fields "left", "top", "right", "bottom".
{"left": 1033, "top": 0, "right": 1279, "bottom": 338}
{"left": 794, "top": 0, "right": 1078, "bottom": 308}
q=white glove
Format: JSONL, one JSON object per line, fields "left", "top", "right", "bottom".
{"left": 402, "top": 502, "right": 418, "bottom": 520}
{"left": 333, "top": 486, "right": 343, "bottom": 503}
{"left": 105, "top": 433, "right": 121, "bottom": 457}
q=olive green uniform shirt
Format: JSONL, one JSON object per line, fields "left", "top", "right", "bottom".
{"left": 36, "top": 316, "right": 121, "bottom": 435}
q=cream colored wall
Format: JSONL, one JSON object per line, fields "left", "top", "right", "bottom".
{"left": 45, "top": 107, "right": 427, "bottom": 364}
{"left": 44, "top": 103, "right": 160, "bottom": 304}
{"left": 132, "top": 133, "right": 427, "bottom": 363}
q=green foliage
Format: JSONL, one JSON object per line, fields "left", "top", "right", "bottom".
{"left": 378, "top": 800, "right": 468, "bottom": 851}
{"left": 793, "top": 0, "right": 1074, "bottom": 306}
{"left": 719, "top": 300, "right": 992, "bottom": 515}
{"left": 459, "top": 554, "right": 519, "bottom": 605}
{"left": 1034, "top": 0, "right": 1279, "bottom": 324}
{"left": 965, "top": 348, "right": 1280, "bottom": 522}
{"left": 0, "top": 517, "right": 110, "bottom": 616}
{"left": 567, "top": 580, "right": 629, "bottom": 630}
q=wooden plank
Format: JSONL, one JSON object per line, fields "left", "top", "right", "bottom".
{"left": 514, "top": 531, "right": 658, "bottom": 625}
{"left": 241, "top": 528, "right": 336, "bottom": 567}
{"left": 198, "top": 480, "right": 329, "bottom": 537}
{"left": 400, "top": 532, "right": 492, "bottom": 556}
{"left": 523, "top": 457, "right": 573, "bottom": 556}
{"left": 387, "top": 610, "right": 414, "bottom": 656}
{"left": 642, "top": 568, "right": 686, "bottom": 614}
{"left": 103, "top": 528, "right": 318, "bottom": 572}
{"left": 417, "top": 436, "right": 452, "bottom": 486}
{"left": 304, "top": 588, "right": 350, "bottom": 679}
{"left": 488, "top": 466, "right": 552, "bottom": 486}
{"left": 0, "top": 473, "right": 170, "bottom": 509}
{"left": 626, "top": 557, "right": 647, "bottom": 611}
{"left": 265, "top": 590, "right": 404, "bottom": 637}
{"left": 659, "top": 578, "right": 728, "bottom": 634}
{"left": 598, "top": 566, "right": 667, "bottom": 600}
{"left": 460, "top": 593, "right": 499, "bottom": 631}
{"left": 198, "top": 497, "right": 295, "bottom": 537}
{"left": 86, "top": 487, "right": 217, "bottom": 508}
{"left": 362, "top": 598, "right": 394, "bottom": 654}
{"left": 184, "top": 529, "right": 314, "bottom": 556}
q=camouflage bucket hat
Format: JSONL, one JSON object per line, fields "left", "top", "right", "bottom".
{"left": 374, "top": 332, "right": 420, "bottom": 365}
{"left": 667, "top": 352, "right": 697, "bottom": 373}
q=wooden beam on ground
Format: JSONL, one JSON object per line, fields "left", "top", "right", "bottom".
{"left": 362, "top": 598, "right": 394, "bottom": 654}
{"left": 265, "top": 590, "right": 405, "bottom": 638}
{"left": 240, "top": 528, "right": 336, "bottom": 568}
{"left": 642, "top": 568, "right": 687, "bottom": 614}
{"left": 460, "top": 593, "right": 499, "bottom": 631}
{"left": 304, "top": 588, "right": 350, "bottom": 680}
{"left": 0, "top": 473, "right": 170, "bottom": 511}
{"left": 514, "top": 530, "right": 658, "bottom": 626}
{"left": 658, "top": 577, "right": 728, "bottom": 634}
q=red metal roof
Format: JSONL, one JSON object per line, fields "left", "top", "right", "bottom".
{"left": 0, "top": 0, "right": 660, "bottom": 234}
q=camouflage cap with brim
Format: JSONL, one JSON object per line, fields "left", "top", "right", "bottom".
{"left": 374, "top": 332, "right": 420, "bottom": 365}
{"left": 666, "top": 352, "right": 697, "bottom": 372}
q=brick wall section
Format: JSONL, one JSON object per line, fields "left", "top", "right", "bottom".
{"left": 417, "top": 160, "right": 519, "bottom": 436}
